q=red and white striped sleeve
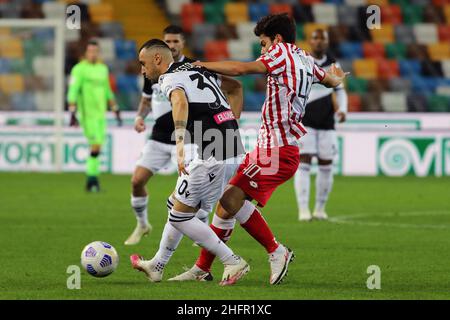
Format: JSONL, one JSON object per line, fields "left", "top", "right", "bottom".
{"left": 257, "top": 44, "right": 286, "bottom": 76}
{"left": 313, "top": 63, "right": 326, "bottom": 83}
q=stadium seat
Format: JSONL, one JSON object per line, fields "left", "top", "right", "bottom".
{"left": 252, "top": 42, "right": 262, "bottom": 60}
{"left": 394, "top": 25, "right": 415, "bottom": 44}
{"left": 88, "top": 3, "right": 114, "bottom": 23}
{"left": 427, "top": 43, "right": 450, "bottom": 60}
{"left": 399, "top": 59, "right": 422, "bottom": 76}
{"left": 344, "top": 0, "right": 367, "bottom": 5}
{"left": 42, "top": 1, "right": 65, "bottom": 19}
{"left": 312, "top": 3, "right": 338, "bottom": 25}
{"left": 11, "top": 93, "right": 35, "bottom": 111}
{"left": 346, "top": 77, "right": 369, "bottom": 93}
{"left": 203, "top": 3, "right": 224, "bottom": 24}
{"left": 442, "top": 60, "right": 450, "bottom": 77}
{"left": 353, "top": 59, "right": 378, "bottom": 79}
{"left": 362, "top": 42, "right": 386, "bottom": 59}
{"left": 436, "top": 85, "right": 450, "bottom": 97}
{"left": 97, "top": 38, "right": 116, "bottom": 62}
{"left": 166, "top": 0, "right": 190, "bottom": 15}
{"left": 116, "top": 74, "right": 139, "bottom": 93}
{"left": 0, "top": 74, "right": 24, "bottom": 94}
{"left": 339, "top": 42, "right": 363, "bottom": 59}
{"left": 33, "top": 56, "right": 54, "bottom": 77}
{"left": 406, "top": 43, "right": 429, "bottom": 60}
{"left": 181, "top": 3, "right": 204, "bottom": 34}
{"left": 293, "top": 4, "right": 314, "bottom": 23}
{"left": 224, "top": 3, "right": 249, "bottom": 25}
{"left": 204, "top": 40, "right": 229, "bottom": 61}
{"left": 427, "top": 94, "right": 450, "bottom": 112}
{"left": 421, "top": 60, "right": 444, "bottom": 76}
{"left": 337, "top": 5, "right": 358, "bottom": 26}
{"left": 192, "top": 24, "right": 217, "bottom": 54}
{"left": 0, "top": 59, "right": 10, "bottom": 74}
{"left": 295, "top": 41, "right": 312, "bottom": 54}
{"left": 301, "top": 0, "right": 323, "bottom": 4}
{"left": 236, "top": 22, "right": 257, "bottom": 42}
{"left": 361, "top": 92, "right": 382, "bottom": 112}
{"left": 114, "top": 40, "right": 137, "bottom": 60}
{"left": 367, "top": 0, "right": 389, "bottom": 5}
{"left": 237, "top": 75, "right": 256, "bottom": 92}
{"left": 0, "top": 38, "right": 23, "bottom": 59}
{"left": 370, "top": 24, "right": 395, "bottom": 43}
{"left": 381, "top": 5, "right": 403, "bottom": 24}
{"left": 389, "top": 77, "right": 411, "bottom": 92}
{"left": 381, "top": 92, "right": 407, "bottom": 112}
{"left": 378, "top": 59, "right": 400, "bottom": 80}
{"left": 244, "top": 92, "right": 265, "bottom": 111}
{"left": 347, "top": 94, "right": 362, "bottom": 112}
{"left": 34, "top": 91, "right": 53, "bottom": 111}
{"left": 248, "top": 3, "right": 269, "bottom": 22}
{"left": 411, "top": 75, "right": 438, "bottom": 94}
{"left": 438, "top": 25, "right": 450, "bottom": 43}
{"left": 445, "top": 5, "right": 450, "bottom": 24}
{"left": 407, "top": 93, "right": 428, "bottom": 112}
{"left": 413, "top": 23, "right": 439, "bottom": 44}
{"left": 304, "top": 23, "right": 329, "bottom": 40}
{"left": 228, "top": 40, "right": 252, "bottom": 61}
{"left": 269, "top": 4, "right": 293, "bottom": 17}
{"left": 401, "top": 4, "right": 424, "bottom": 25}
{"left": 99, "top": 22, "right": 125, "bottom": 39}
{"left": 296, "top": 24, "right": 305, "bottom": 41}
{"left": 385, "top": 42, "right": 407, "bottom": 59}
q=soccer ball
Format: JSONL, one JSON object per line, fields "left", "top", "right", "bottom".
{"left": 80, "top": 241, "right": 119, "bottom": 277}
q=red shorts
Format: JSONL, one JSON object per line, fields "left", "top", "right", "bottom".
{"left": 229, "top": 145, "right": 300, "bottom": 207}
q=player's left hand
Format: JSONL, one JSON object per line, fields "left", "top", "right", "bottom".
{"left": 336, "top": 111, "right": 346, "bottom": 123}
{"left": 115, "top": 110, "right": 123, "bottom": 127}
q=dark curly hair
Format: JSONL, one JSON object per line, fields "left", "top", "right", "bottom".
{"left": 254, "top": 13, "right": 296, "bottom": 44}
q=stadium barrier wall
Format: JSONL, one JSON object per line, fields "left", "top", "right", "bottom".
{"left": 0, "top": 112, "right": 449, "bottom": 177}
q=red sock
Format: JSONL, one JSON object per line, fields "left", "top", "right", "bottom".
{"left": 195, "top": 224, "right": 233, "bottom": 272}
{"left": 241, "top": 209, "right": 279, "bottom": 254}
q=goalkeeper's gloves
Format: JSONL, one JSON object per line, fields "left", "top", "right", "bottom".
{"left": 69, "top": 111, "right": 78, "bottom": 127}
{"left": 114, "top": 109, "right": 123, "bottom": 127}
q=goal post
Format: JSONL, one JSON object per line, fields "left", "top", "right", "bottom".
{"left": 0, "top": 19, "right": 66, "bottom": 171}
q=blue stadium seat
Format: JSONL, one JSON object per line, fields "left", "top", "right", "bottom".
{"left": 244, "top": 92, "right": 265, "bottom": 111}
{"left": 411, "top": 76, "right": 440, "bottom": 94}
{"left": 116, "top": 74, "right": 139, "bottom": 93}
{"left": 11, "top": 93, "right": 35, "bottom": 111}
{"left": 339, "top": 42, "right": 363, "bottom": 59}
{"left": 0, "top": 59, "right": 11, "bottom": 74}
{"left": 399, "top": 60, "right": 421, "bottom": 77}
{"left": 114, "top": 40, "right": 137, "bottom": 60}
{"left": 248, "top": 3, "right": 269, "bottom": 22}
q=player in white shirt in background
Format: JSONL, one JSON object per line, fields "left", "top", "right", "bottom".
{"left": 294, "top": 29, "right": 348, "bottom": 221}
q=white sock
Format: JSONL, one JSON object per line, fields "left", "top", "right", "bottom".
{"left": 234, "top": 200, "right": 255, "bottom": 224}
{"left": 131, "top": 195, "right": 148, "bottom": 227}
{"left": 196, "top": 209, "right": 210, "bottom": 225}
{"left": 294, "top": 163, "right": 311, "bottom": 212}
{"left": 154, "top": 220, "right": 184, "bottom": 265}
{"left": 315, "top": 164, "right": 334, "bottom": 212}
{"left": 169, "top": 209, "right": 238, "bottom": 265}
{"left": 212, "top": 214, "right": 236, "bottom": 242}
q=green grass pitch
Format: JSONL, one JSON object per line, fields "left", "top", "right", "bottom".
{"left": 1, "top": 173, "right": 449, "bottom": 299}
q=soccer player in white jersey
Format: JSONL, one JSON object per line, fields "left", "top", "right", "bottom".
{"left": 171, "top": 13, "right": 348, "bottom": 285}
{"left": 125, "top": 26, "right": 202, "bottom": 246}
{"left": 295, "top": 29, "right": 348, "bottom": 222}
{"left": 130, "top": 39, "right": 249, "bottom": 286}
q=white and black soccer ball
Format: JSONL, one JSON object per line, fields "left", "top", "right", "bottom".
{"left": 81, "top": 241, "right": 119, "bottom": 277}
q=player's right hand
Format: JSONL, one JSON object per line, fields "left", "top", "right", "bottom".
{"left": 134, "top": 117, "right": 146, "bottom": 133}
{"left": 69, "top": 112, "right": 79, "bottom": 127}
{"left": 176, "top": 143, "right": 189, "bottom": 176}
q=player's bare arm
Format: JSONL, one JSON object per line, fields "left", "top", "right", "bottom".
{"left": 321, "top": 63, "right": 349, "bottom": 88}
{"left": 194, "top": 60, "right": 267, "bottom": 76}
{"left": 134, "top": 96, "right": 152, "bottom": 133}
{"left": 170, "top": 88, "right": 189, "bottom": 176}
{"left": 219, "top": 75, "right": 243, "bottom": 119}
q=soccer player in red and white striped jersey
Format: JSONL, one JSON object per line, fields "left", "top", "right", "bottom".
{"left": 170, "top": 13, "right": 348, "bottom": 285}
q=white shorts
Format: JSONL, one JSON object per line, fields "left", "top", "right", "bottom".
{"left": 173, "top": 154, "right": 244, "bottom": 213}
{"left": 299, "top": 126, "right": 337, "bottom": 160}
{"left": 136, "top": 140, "right": 198, "bottom": 174}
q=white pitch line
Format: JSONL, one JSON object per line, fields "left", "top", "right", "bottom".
{"left": 328, "top": 210, "right": 450, "bottom": 230}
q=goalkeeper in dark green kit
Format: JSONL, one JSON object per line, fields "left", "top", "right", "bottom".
{"left": 67, "top": 40, "right": 122, "bottom": 192}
